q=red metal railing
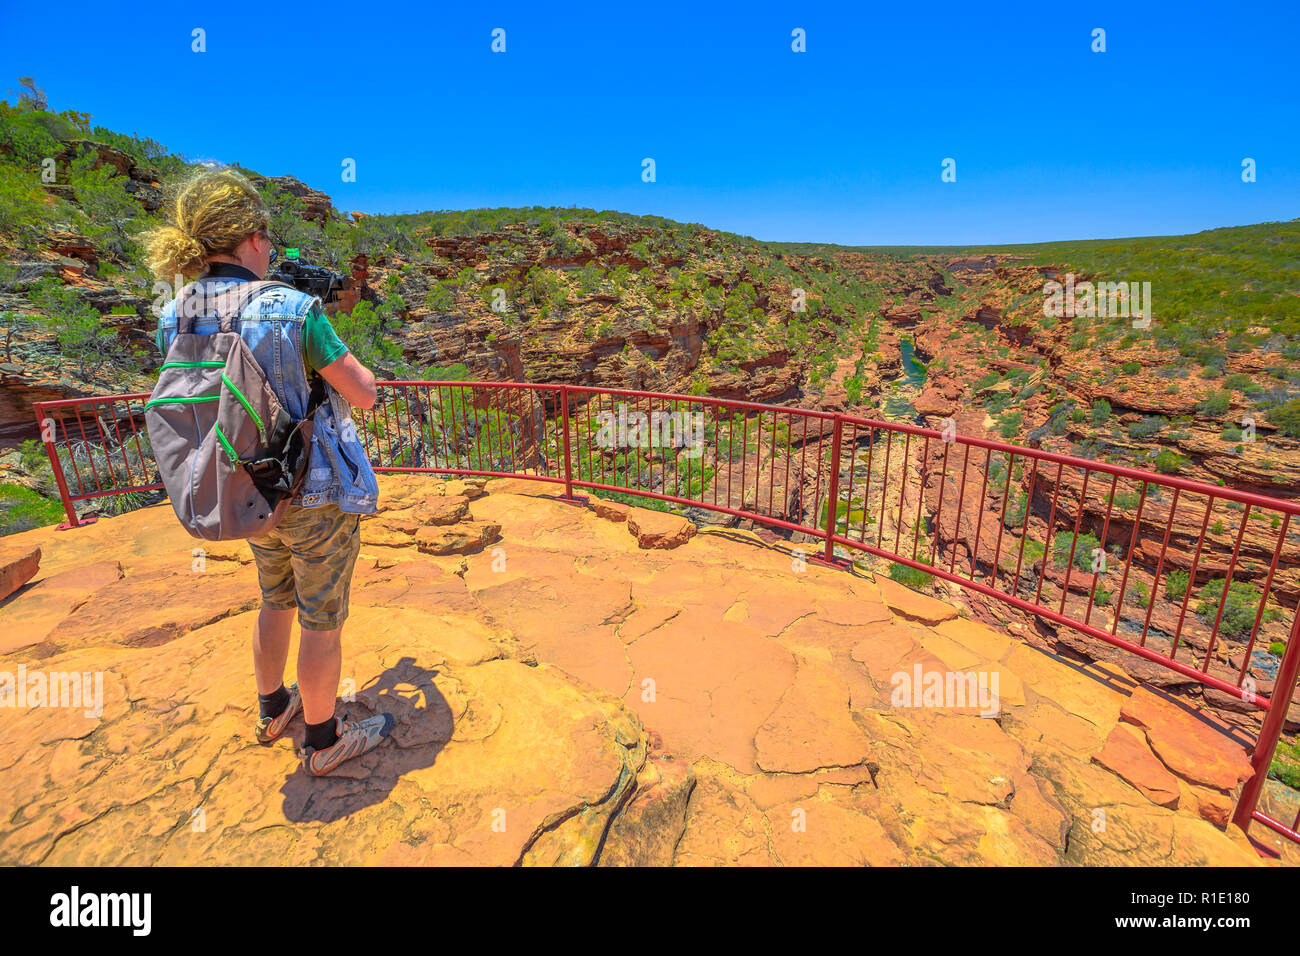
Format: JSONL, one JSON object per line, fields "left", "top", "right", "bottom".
{"left": 31, "top": 393, "right": 161, "bottom": 528}
{"left": 31, "top": 382, "right": 1300, "bottom": 848}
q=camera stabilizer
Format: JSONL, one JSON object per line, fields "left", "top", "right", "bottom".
{"left": 268, "top": 248, "right": 351, "bottom": 304}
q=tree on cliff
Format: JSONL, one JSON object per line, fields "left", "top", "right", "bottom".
{"left": 252, "top": 176, "right": 322, "bottom": 253}
{"left": 67, "top": 151, "right": 139, "bottom": 261}
{"left": 29, "top": 279, "right": 125, "bottom": 382}
{"left": 331, "top": 299, "right": 406, "bottom": 377}
{"left": 8, "top": 77, "right": 46, "bottom": 112}
{"left": 1, "top": 308, "right": 27, "bottom": 363}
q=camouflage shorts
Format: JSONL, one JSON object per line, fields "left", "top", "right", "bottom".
{"left": 248, "top": 504, "right": 362, "bottom": 630}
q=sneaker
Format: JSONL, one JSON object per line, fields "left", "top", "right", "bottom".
{"left": 255, "top": 683, "right": 302, "bottom": 744}
{"left": 299, "top": 712, "right": 395, "bottom": 776}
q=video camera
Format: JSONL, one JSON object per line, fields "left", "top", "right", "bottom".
{"left": 268, "top": 248, "right": 351, "bottom": 304}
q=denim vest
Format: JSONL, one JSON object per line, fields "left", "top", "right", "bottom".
{"left": 157, "top": 276, "right": 380, "bottom": 513}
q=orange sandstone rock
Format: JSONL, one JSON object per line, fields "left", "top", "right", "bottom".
{"left": 1120, "top": 688, "right": 1255, "bottom": 792}
{"left": 0, "top": 545, "right": 40, "bottom": 601}
{"left": 415, "top": 521, "right": 501, "bottom": 556}
{"left": 0, "top": 474, "right": 1271, "bottom": 867}
{"left": 626, "top": 508, "right": 696, "bottom": 549}
{"left": 412, "top": 494, "right": 471, "bottom": 526}
{"left": 598, "top": 754, "right": 695, "bottom": 866}
{"left": 873, "top": 574, "right": 959, "bottom": 625}
{"left": 589, "top": 497, "right": 630, "bottom": 523}
{"left": 1092, "top": 723, "right": 1181, "bottom": 808}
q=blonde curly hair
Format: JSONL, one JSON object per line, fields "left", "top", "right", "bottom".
{"left": 143, "top": 169, "right": 269, "bottom": 281}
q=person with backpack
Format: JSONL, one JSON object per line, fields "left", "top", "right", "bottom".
{"left": 143, "top": 169, "right": 394, "bottom": 776}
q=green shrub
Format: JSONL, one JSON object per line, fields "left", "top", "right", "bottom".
{"left": 1089, "top": 399, "right": 1111, "bottom": 425}
{"left": 30, "top": 279, "right": 126, "bottom": 381}
{"left": 1126, "top": 416, "right": 1166, "bottom": 439}
{"left": 1195, "top": 579, "right": 1279, "bottom": 638}
{"left": 890, "top": 559, "right": 933, "bottom": 589}
{"left": 1267, "top": 399, "right": 1300, "bottom": 439}
{"left": 998, "top": 411, "right": 1023, "bottom": 439}
{"left": 985, "top": 391, "right": 1013, "bottom": 414}
{"left": 1273, "top": 737, "right": 1300, "bottom": 790}
{"left": 845, "top": 375, "right": 863, "bottom": 405}
{"left": 0, "top": 482, "right": 65, "bottom": 536}
{"left": 1002, "top": 490, "right": 1028, "bottom": 528}
{"left": 1197, "top": 390, "right": 1231, "bottom": 417}
{"left": 1153, "top": 450, "right": 1184, "bottom": 474}
{"left": 0, "top": 99, "right": 68, "bottom": 166}
{"left": 1164, "top": 569, "right": 1189, "bottom": 602}
{"left": 17, "top": 438, "right": 46, "bottom": 472}
{"left": 1053, "top": 530, "right": 1102, "bottom": 571}
{"left": 332, "top": 299, "right": 406, "bottom": 372}
{"left": 1131, "top": 580, "right": 1150, "bottom": 606}
{"left": 0, "top": 161, "right": 59, "bottom": 247}
{"left": 1114, "top": 489, "right": 1141, "bottom": 510}
{"left": 423, "top": 362, "right": 471, "bottom": 381}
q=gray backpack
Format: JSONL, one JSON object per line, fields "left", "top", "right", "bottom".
{"left": 145, "top": 279, "right": 327, "bottom": 540}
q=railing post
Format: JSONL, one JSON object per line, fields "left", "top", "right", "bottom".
{"left": 560, "top": 385, "right": 574, "bottom": 500}
{"left": 33, "top": 402, "right": 87, "bottom": 530}
{"left": 1232, "top": 606, "right": 1300, "bottom": 834}
{"left": 823, "top": 416, "right": 843, "bottom": 563}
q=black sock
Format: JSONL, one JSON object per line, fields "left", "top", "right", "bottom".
{"left": 305, "top": 717, "right": 338, "bottom": 751}
{"left": 258, "top": 684, "right": 291, "bottom": 720}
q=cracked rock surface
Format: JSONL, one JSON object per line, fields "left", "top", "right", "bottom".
{"left": 0, "top": 474, "right": 1289, "bottom": 865}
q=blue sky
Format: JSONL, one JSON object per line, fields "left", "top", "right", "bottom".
{"left": 3, "top": 0, "right": 1297, "bottom": 245}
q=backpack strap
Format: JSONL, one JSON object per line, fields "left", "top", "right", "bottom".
{"left": 175, "top": 279, "right": 296, "bottom": 334}
{"left": 174, "top": 277, "right": 329, "bottom": 420}
{"left": 305, "top": 369, "right": 328, "bottom": 419}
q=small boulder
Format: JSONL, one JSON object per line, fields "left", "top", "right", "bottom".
{"left": 626, "top": 509, "right": 696, "bottom": 550}
{"left": 413, "top": 495, "right": 471, "bottom": 526}
{"left": 590, "top": 498, "right": 630, "bottom": 523}
{"left": 915, "top": 388, "right": 956, "bottom": 417}
{"left": 442, "top": 478, "right": 486, "bottom": 500}
{"left": 0, "top": 545, "right": 41, "bottom": 602}
{"left": 415, "top": 521, "right": 501, "bottom": 556}
{"left": 1188, "top": 785, "right": 1234, "bottom": 827}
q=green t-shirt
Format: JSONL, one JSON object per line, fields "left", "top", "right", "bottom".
{"left": 156, "top": 305, "right": 347, "bottom": 375}
{"left": 300, "top": 306, "right": 348, "bottom": 375}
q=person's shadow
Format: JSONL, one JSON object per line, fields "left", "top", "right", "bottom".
{"left": 279, "top": 656, "right": 451, "bottom": 824}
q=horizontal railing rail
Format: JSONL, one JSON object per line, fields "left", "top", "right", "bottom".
{"left": 31, "top": 381, "right": 1300, "bottom": 850}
